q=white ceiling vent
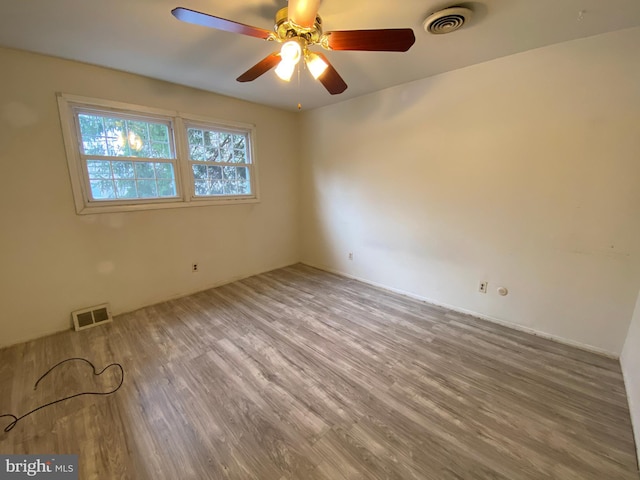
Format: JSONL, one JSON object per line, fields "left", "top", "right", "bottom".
{"left": 423, "top": 7, "right": 472, "bottom": 34}
{"left": 72, "top": 303, "right": 113, "bottom": 331}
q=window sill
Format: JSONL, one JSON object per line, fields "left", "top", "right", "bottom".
{"left": 76, "top": 196, "right": 260, "bottom": 215}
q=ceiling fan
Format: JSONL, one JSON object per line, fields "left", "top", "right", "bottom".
{"left": 171, "top": 0, "right": 416, "bottom": 95}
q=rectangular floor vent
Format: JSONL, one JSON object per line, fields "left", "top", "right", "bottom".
{"left": 72, "top": 303, "right": 113, "bottom": 331}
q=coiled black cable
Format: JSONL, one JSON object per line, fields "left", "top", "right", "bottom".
{"left": 0, "top": 357, "right": 124, "bottom": 433}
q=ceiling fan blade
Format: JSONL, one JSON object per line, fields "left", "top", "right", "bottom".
{"left": 315, "top": 53, "right": 347, "bottom": 95}
{"left": 171, "top": 7, "right": 273, "bottom": 40}
{"left": 288, "top": 0, "right": 322, "bottom": 29}
{"left": 324, "top": 29, "right": 416, "bottom": 52}
{"left": 237, "top": 53, "right": 281, "bottom": 82}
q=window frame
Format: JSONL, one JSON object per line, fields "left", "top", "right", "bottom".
{"left": 75, "top": 107, "right": 182, "bottom": 204}
{"left": 182, "top": 116, "right": 258, "bottom": 202}
{"left": 57, "top": 93, "right": 260, "bottom": 214}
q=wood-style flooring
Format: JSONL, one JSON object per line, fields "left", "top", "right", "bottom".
{"left": 0, "top": 264, "right": 638, "bottom": 479}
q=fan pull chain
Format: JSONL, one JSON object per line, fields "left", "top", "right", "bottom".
{"left": 297, "top": 62, "right": 302, "bottom": 110}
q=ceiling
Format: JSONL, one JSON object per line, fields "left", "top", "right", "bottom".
{"left": 1, "top": 0, "right": 639, "bottom": 111}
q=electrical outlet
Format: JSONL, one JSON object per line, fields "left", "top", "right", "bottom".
{"left": 479, "top": 281, "right": 488, "bottom": 293}
{"left": 192, "top": 263, "right": 199, "bottom": 273}
{"left": 348, "top": 252, "right": 353, "bottom": 260}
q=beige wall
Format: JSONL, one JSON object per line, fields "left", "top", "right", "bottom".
{"left": 622, "top": 290, "right": 640, "bottom": 461}
{"left": 0, "top": 47, "right": 300, "bottom": 347}
{"left": 299, "top": 27, "right": 640, "bottom": 356}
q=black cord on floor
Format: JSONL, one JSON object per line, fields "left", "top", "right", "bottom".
{"left": 0, "top": 357, "right": 124, "bottom": 433}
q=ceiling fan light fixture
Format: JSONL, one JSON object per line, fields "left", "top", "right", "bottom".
{"left": 275, "top": 38, "right": 305, "bottom": 81}
{"left": 275, "top": 59, "right": 296, "bottom": 81}
{"left": 280, "top": 39, "right": 302, "bottom": 64}
{"left": 305, "top": 52, "right": 328, "bottom": 79}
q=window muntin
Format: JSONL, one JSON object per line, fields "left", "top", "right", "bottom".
{"left": 74, "top": 110, "right": 178, "bottom": 202}
{"left": 186, "top": 125, "right": 254, "bottom": 198}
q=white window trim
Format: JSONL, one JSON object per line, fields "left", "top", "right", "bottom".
{"left": 57, "top": 93, "right": 260, "bottom": 214}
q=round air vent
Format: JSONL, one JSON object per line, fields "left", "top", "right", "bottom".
{"left": 423, "top": 7, "right": 472, "bottom": 34}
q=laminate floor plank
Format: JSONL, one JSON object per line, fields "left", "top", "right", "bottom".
{"left": 0, "top": 264, "right": 637, "bottom": 479}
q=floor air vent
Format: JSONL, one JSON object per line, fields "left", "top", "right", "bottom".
{"left": 72, "top": 303, "right": 113, "bottom": 331}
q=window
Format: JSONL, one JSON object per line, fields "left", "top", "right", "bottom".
{"left": 78, "top": 111, "right": 178, "bottom": 201}
{"left": 57, "top": 94, "right": 258, "bottom": 214}
{"left": 186, "top": 124, "right": 252, "bottom": 197}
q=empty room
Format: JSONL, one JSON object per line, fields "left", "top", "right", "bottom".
{"left": 1, "top": 0, "right": 639, "bottom": 478}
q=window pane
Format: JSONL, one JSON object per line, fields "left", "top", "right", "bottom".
{"left": 188, "top": 129, "right": 204, "bottom": 146}
{"left": 233, "top": 135, "right": 245, "bottom": 150}
{"left": 79, "top": 114, "right": 104, "bottom": 137}
{"left": 219, "top": 133, "right": 232, "bottom": 146}
{"left": 136, "top": 179, "right": 158, "bottom": 198}
{"left": 232, "top": 148, "right": 246, "bottom": 164}
{"left": 222, "top": 166, "right": 237, "bottom": 180}
{"left": 157, "top": 179, "right": 176, "bottom": 197}
{"left": 135, "top": 162, "right": 155, "bottom": 179}
{"left": 192, "top": 164, "right": 206, "bottom": 180}
{"left": 115, "top": 180, "right": 137, "bottom": 198}
{"left": 204, "top": 130, "right": 218, "bottom": 146}
{"left": 212, "top": 181, "right": 224, "bottom": 195}
{"left": 78, "top": 113, "right": 172, "bottom": 159}
{"left": 87, "top": 160, "right": 112, "bottom": 179}
{"left": 150, "top": 142, "right": 171, "bottom": 159}
{"left": 210, "top": 165, "right": 223, "bottom": 180}
{"left": 154, "top": 163, "right": 174, "bottom": 180}
{"left": 190, "top": 145, "right": 207, "bottom": 161}
{"left": 83, "top": 139, "right": 108, "bottom": 156}
{"left": 150, "top": 123, "right": 168, "bottom": 142}
{"left": 90, "top": 180, "right": 116, "bottom": 199}
{"left": 112, "top": 161, "right": 134, "bottom": 179}
{"left": 236, "top": 167, "right": 251, "bottom": 194}
{"left": 204, "top": 146, "right": 219, "bottom": 162}
{"left": 128, "top": 121, "right": 149, "bottom": 142}
{"left": 194, "top": 180, "right": 209, "bottom": 196}
{"left": 223, "top": 181, "right": 237, "bottom": 195}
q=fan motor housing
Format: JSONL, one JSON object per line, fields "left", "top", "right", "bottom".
{"left": 275, "top": 7, "right": 323, "bottom": 43}
{"left": 423, "top": 7, "right": 472, "bottom": 34}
